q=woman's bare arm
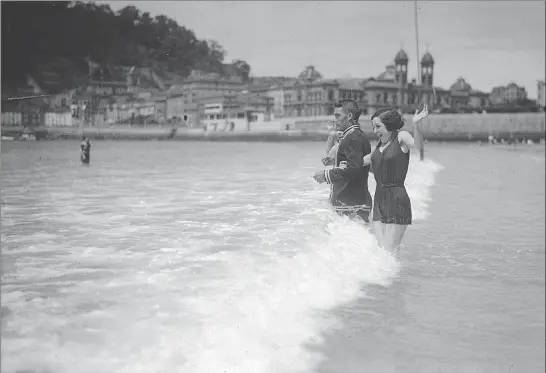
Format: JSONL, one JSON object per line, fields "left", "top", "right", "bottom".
{"left": 325, "top": 130, "right": 338, "bottom": 154}
{"left": 398, "top": 105, "right": 428, "bottom": 159}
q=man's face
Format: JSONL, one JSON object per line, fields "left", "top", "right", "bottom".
{"left": 333, "top": 107, "right": 351, "bottom": 131}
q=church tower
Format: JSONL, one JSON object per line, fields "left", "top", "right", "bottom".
{"left": 421, "top": 51, "right": 434, "bottom": 87}
{"left": 394, "top": 49, "right": 409, "bottom": 108}
{"left": 394, "top": 49, "right": 409, "bottom": 85}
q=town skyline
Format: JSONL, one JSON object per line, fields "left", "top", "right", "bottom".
{"left": 101, "top": 1, "right": 545, "bottom": 98}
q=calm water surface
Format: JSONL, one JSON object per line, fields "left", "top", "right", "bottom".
{"left": 1, "top": 140, "right": 544, "bottom": 373}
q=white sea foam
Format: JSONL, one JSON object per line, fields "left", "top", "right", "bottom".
{"left": 1, "top": 150, "right": 442, "bottom": 373}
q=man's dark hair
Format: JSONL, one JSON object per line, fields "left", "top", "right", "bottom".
{"left": 333, "top": 99, "right": 361, "bottom": 121}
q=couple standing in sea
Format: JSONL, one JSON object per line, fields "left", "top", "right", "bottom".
{"left": 312, "top": 99, "right": 429, "bottom": 254}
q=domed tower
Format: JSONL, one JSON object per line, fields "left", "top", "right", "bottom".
{"left": 421, "top": 52, "right": 434, "bottom": 87}
{"left": 297, "top": 65, "right": 323, "bottom": 84}
{"left": 394, "top": 49, "right": 409, "bottom": 85}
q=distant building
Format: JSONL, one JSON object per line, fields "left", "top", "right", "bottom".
{"left": 9, "top": 51, "right": 539, "bottom": 129}
{"left": 277, "top": 65, "right": 340, "bottom": 117}
{"left": 468, "top": 89, "right": 491, "bottom": 110}
{"left": 245, "top": 65, "right": 335, "bottom": 118}
{"left": 353, "top": 51, "right": 491, "bottom": 114}
{"left": 490, "top": 83, "right": 527, "bottom": 105}
{"left": 250, "top": 50, "right": 492, "bottom": 117}
{"left": 199, "top": 92, "right": 274, "bottom": 130}
{"left": 156, "top": 70, "right": 248, "bottom": 122}
{"left": 360, "top": 50, "right": 445, "bottom": 114}
{"left": 537, "top": 80, "right": 545, "bottom": 109}
{"left": 180, "top": 70, "right": 246, "bottom": 101}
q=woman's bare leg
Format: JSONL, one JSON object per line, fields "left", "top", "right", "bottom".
{"left": 372, "top": 221, "right": 386, "bottom": 249}
{"left": 384, "top": 224, "right": 408, "bottom": 254}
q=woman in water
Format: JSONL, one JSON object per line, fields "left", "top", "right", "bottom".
{"left": 363, "top": 105, "right": 429, "bottom": 253}
{"left": 321, "top": 122, "right": 343, "bottom": 166}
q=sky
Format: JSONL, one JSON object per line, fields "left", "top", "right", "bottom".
{"left": 102, "top": 1, "right": 545, "bottom": 97}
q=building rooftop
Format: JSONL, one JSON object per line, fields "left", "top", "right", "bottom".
{"left": 362, "top": 80, "right": 402, "bottom": 89}
{"left": 297, "top": 65, "right": 323, "bottom": 83}
{"left": 337, "top": 78, "right": 363, "bottom": 91}
{"left": 450, "top": 77, "right": 472, "bottom": 92}
{"left": 421, "top": 52, "right": 435, "bottom": 66}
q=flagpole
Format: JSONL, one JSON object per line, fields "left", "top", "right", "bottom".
{"left": 415, "top": 0, "right": 421, "bottom": 88}
{"left": 414, "top": 0, "right": 425, "bottom": 161}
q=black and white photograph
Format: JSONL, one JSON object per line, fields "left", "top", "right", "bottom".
{"left": 1, "top": 1, "right": 545, "bottom": 372}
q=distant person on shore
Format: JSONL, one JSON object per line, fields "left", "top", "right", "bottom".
{"left": 80, "top": 137, "right": 91, "bottom": 164}
{"left": 488, "top": 134, "right": 495, "bottom": 145}
{"left": 508, "top": 134, "right": 516, "bottom": 147}
{"left": 313, "top": 100, "right": 373, "bottom": 223}
{"left": 356, "top": 105, "right": 429, "bottom": 253}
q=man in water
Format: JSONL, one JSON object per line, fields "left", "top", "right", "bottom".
{"left": 313, "top": 100, "right": 373, "bottom": 223}
{"left": 80, "top": 137, "right": 91, "bottom": 164}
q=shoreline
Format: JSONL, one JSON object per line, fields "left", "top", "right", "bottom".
{"left": 1, "top": 126, "right": 545, "bottom": 142}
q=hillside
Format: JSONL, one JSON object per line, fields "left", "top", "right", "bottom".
{"left": 1, "top": 1, "right": 251, "bottom": 94}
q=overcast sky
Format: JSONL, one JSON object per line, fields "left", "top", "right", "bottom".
{"left": 102, "top": 1, "right": 545, "bottom": 97}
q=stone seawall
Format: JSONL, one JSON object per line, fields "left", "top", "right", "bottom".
{"left": 397, "top": 112, "right": 545, "bottom": 141}
{"left": 1, "top": 113, "right": 544, "bottom": 142}
{"left": 289, "top": 112, "right": 545, "bottom": 140}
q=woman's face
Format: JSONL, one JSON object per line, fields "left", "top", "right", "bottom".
{"left": 372, "top": 117, "right": 392, "bottom": 143}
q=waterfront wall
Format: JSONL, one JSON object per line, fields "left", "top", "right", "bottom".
{"left": 399, "top": 113, "right": 544, "bottom": 140}
{"left": 2, "top": 113, "right": 544, "bottom": 141}
{"left": 284, "top": 113, "right": 545, "bottom": 140}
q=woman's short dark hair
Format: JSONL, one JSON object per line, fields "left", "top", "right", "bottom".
{"left": 371, "top": 108, "right": 405, "bottom": 131}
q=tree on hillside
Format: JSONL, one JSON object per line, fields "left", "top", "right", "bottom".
{"left": 1, "top": 1, "right": 252, "bottom": 93}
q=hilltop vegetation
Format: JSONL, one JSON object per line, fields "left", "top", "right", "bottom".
{"left": 1, "top": 1, "right": 251, "bottom": 91}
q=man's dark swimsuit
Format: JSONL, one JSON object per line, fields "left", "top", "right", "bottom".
{"left": 324, "top": 124, "right": 372, "bottom": 223}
